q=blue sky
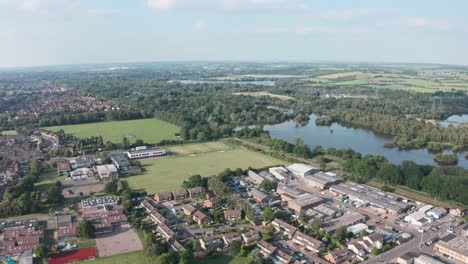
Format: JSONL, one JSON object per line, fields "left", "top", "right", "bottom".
{"left": 0, "top": 0, "right": 467, "bottom": 67}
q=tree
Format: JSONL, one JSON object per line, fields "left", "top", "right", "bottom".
{"left": 55, "top": 180, "right": 62, "bottom": 188}
{"left": 158, "top": 253, "right": 177, "bottom": 264}
{"left": 103, "top": 180, "right": 118, "bottom": 194}
{"left": 230, "top": 240, "right": 242, "bottom": 255}
{"left": 34, "top": 244, "right": 47, "bottom": 259}
{"left": 179, "top": 250, "right": 194, "bottom": 264}
{"left": 47, "top": 186, "right": 64, "bottom": 204}
{"left": 261, "top": 207, "right": 275, "bottom": 222}
{"left": 122, "top": 137, "right": 130, "bottom": 149}
{"left": 311, "top": 219, "right": 323, "bottom": 233}
{"left": 335, "top": 226, "right": 347, "bottom": 241}
{"left": 260, "top": 180, "right": 277, "bottom": 191}
{"left": 77, "top": 220, "right": 96, "bottom": 238}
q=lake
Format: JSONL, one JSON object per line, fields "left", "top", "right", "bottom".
{"left": 264, "top": 114, "right": 468, "bottom": 168}
{"left": 168, "top": 80, "right": 275, "bottom": 86}
{"left": 440, "top": 114, "right": 468, "bottom": 127}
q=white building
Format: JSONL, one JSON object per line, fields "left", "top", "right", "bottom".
{"left": 347, "top": 223, "right": 369, "bottom": 236}
{"left": 418, "top": 205, "right": 434, "bottom": 213}
{"left": 69, "top": 168, "right": 93, "bottom": 180}
{"left": 286, "top": 163, "right": 319, "bottom": 178}
{"left": 126, "top": 146, "right": 167, "bottom": 159}
{"left": 405, "top": 211, "right": 432, "bottom": 226}
{"left": 268, "top": 166, "right": 289, "bottom": 181}
{"left": 95, "top": 164, "right": 118, "bottom": 180}
{"left": 426, "top": 207, "right": 447, "bottom": 220}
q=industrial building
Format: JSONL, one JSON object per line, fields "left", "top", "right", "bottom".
{"left": 329, "top": 182, "right": 410, "bottom": 214}
{"left": 287, "top": 193, "right": 323, "bottom": 213}
{"left": 304, "top": 172, "right": 342, "bottom": 190}
{"left": 433, "top": 234, "right": 468, "bottom": 264}
{"left": 286, "top": 163, "right": 319, "bottom": 178}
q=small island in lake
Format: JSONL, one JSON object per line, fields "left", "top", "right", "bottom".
{"left": 315, "top": 116, "right": 334, "bottom": 126}
{"left": 433, "top": 153, "right": 459, "bottom": 165}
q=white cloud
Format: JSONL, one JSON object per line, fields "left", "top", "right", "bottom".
{"left": 147, "top": 0, "right": 176, "bottom": 9}
{"left": 257, "top": 26, "right": 373, "bottom": 34}
{"left": 0, "top": 0, "right": 79, "bottom": 13}
{"left": 406, "top": 17, "right": 449, "bottom": 29}
{"left": 194, "top": 19, "right": 205, "bottom": 30}
{"left": 146, "top": 0, "right": 304, "bottom": 10}
{"left": 317, "top": 8, "right": 382, "bottom": 21}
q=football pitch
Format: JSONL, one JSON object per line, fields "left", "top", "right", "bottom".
{"left": 124, "top": 144, "right": 286, "bottom": 194}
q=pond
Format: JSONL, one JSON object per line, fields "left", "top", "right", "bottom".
{"left": 440, "top": 114, "right": 468, "bottom": 127}
{"left": 168, "top": 80, "right": 275, "bottom": 86}
{"left": 264, "top": 114, "right": 468, "bottom": 168}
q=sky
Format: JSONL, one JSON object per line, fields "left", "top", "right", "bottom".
{"left": 0, "top": 0, "right": 467, "bottom": 68}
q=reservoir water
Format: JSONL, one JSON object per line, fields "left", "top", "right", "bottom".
{"left": 168, "top": 80, "right": 275, "bottom": 86}
{"left": 440, "top": 114, "right": 468, "bottom": 127}
{"left": 264, "top": 114, "right": 468, "bottom": 168}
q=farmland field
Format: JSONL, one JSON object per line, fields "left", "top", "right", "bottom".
{"left": 43, "top": 118, "right": 180, "bottom": 144}
{"left": 124, "top": 145, "right": 286, "bottom": 194}
{"left": 308, "top": 71, "right": 468, "bottom": 92}
{"left": 1, "top": 130, "right": 17, "bottom": 135}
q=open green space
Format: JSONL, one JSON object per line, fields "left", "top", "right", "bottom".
{"left": 196, "top": 255, "right": 250, "bottom": 264}
{"left": 124, "top": 145, "right": 286, "bottom": 194}
{"left": 1, "top": 130, "right": 17, "bottom": 135}
{"left": 78, "top": 252, "right": 248, "bottom": 264}
{"left": 43, "top": 118, "right": 180, "bottom": 144}
{"left": 77, "top": 251, "right": 150, "bottom": 264}
{"left": 34, "top": 168, "right": 66, "bottom": 193}
{"left": 168, "top": 141, "right": 232, "bottom": 156}
{"left": 309, "top": 71, "right": 468, "bottom": 93}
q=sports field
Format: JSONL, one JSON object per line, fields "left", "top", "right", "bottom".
{"left": 43, "top": 118, "right": 180, "bottom": 144}
{"left": 124, "top": 144, "right": 286, "bottom": 194}
{"left": 168, "top": 141, "right": 232, "bottom": 155}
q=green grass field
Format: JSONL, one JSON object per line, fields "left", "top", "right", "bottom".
{"left": 124, "top": 145, "right": 286, "bottom": 194}
{"left": 168, "top": 141, "right": 232, "bottom": 156}
{"left": 309, "top": 71, "right": 468, "bottom": 93}
{"left": 78, "top": 252, "right": 247, "bottom": 264}
{"left": 43, "top": 118, "right": 180, "bottom": 144}
{"left": 1, "top": 130, "right": 17, "bottom": 135}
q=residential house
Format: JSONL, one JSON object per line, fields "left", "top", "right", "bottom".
{"left": 149, "top": 210, "right": 166, "bottom": 225}
{"left": 171, "top": 189, "right": 188, "bottom": 200}
{"left": 224, "top": 209, "right": 242, "bottom": 222}
{"left": 187, "top": 187, "right": 205, "bottom": 198}
{"left": 292, "top": 231, "right": 324, "bottom": 253}
{"left": 257, "top": 240, "right": 278, "bottom": 258}
{"left": 347, "top": 241, "right": 366, "bottom": 257}
{"left": 169, "top": 240, "right": 185, "bottom": 252}
{"left": 272, "top": 218, "right": 297, "bottom": 239}
{"left": 199, "top": 236, "right": 223, "bottom": 251}
{"left": 362, "top": 233, "right": 384, "bottom": 251}
{"left": 324, "top": 249, "right": 353, "bottom": 264}
{"left": 193, "top": 211, "right": 211, "bottom": 226}
{"left": 396, "top": 253, "right": 415, "bottom": 264}
{"left": 157, "top": 223, "right": 175, "bottom": 241}
{"left": 181, "top": 204, "right": 197, "bottom": 216}
{"left": 223, "top": 232, "right": 242, "bottom": 246}
{"left": 241, "top": 230, "right": 261, "bottom": 244}
{"left": 274, "top": 249, "right": 294, "bottom": 264}
{"left": 155, "top": 192, "right": 174, "bottom": 203}
{"left": 141, "top": 199, "right": 156, "bottom": 212}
